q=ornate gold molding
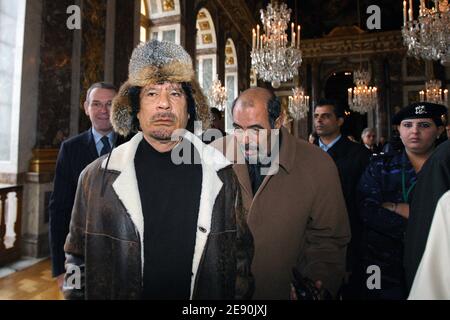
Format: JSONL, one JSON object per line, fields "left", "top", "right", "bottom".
{"left": 28, "top": 148, "right": 59, "bottom": 174}
{"left": 301, "top": 31, "right": 406, "bottom": 59}
{"left": 215, "top": 0, "right": 256, "bottom": 45}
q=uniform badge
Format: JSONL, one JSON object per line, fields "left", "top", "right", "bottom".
{"left": 415, "top": 105, "right": 426, "bottom": 115}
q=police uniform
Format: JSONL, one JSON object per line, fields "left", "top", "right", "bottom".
{"left": 358, "top": 151, "right": 416, "bottom": 299}
{"left": 357, "top": 102, "right": 447, "bottom": 300}
{"left": 404, "top": 103, "right": 449, "bottom": 291}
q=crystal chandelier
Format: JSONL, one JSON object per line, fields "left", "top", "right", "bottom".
{"left": 208, "top": 76, "right": 227, "bottom": 112}
{"left": 288, "top": 87, "right": 310, "bottom": 120}
{"left": 347, "top": 69, "right": 378, "bottom": 114}
{"left": 419, "top": 79, "right": 449, "bottom": 106}
{"left": 402, "top": 0, "right": 450, "bottom": 66}
{"left": 250, "top": 0, "right": 302, "bottom": 88}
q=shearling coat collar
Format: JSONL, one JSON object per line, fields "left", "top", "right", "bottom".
{"left": 100, "top": 131, "right": 231, "bottom": 298}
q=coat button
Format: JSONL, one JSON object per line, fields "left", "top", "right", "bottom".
{"left": 199, "top": 226, "right": 207, "bottom": 233}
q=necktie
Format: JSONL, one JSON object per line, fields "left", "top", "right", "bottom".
{"left": 100, "top": 136, "right": 111, "bottom": 156}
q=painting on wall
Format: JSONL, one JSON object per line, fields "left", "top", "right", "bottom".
{"left": 402, "top": 85, "right": 424, "bottom": 107}
{"left": 403, "top": 57, "right": 426, "bottom": 81}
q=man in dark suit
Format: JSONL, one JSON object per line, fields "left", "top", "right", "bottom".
{"left": 49, "top": 82, "right": 123, "bottom": 288}
{"left": 313, "top": 99, "right": 371, "bottom": 299}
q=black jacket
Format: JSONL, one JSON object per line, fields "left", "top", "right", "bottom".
{"left": 404, "top": 140, "right": 450, "bottom": 290}
{"left": 63, "top": 132, "right": 254, "bottom": 299}
{"left": 316, "top": 136, "right": 371, "bottom": 270}
{"left": 48, "top": 129, "right": 127, "bottom": 276}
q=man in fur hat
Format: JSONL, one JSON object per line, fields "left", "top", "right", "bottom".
{"left": 63, "top": 40, "right": 254, "bottom": 300}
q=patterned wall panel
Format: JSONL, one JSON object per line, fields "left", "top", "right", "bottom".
{"left": 36, "top": 0, "right": 74, "bottom": 148}
{"left": 78, "top": 0, "right": 107, "bottom": 133}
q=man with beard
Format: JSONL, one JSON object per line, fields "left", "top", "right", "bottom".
{"left": 63, "top": 40, "right": 254, "bottom": 299}
{"left": 212, "top": 88, "right": 350, "bottom": 299}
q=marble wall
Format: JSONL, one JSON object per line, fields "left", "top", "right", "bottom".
{"left": 78, "top": 0, "right": 107, "bottom": 133}
{"left": 36, "top": 0, "right": 74, "bottom": 148}
{"left": 113, "top": 0, "right": 137, "bottom": 89}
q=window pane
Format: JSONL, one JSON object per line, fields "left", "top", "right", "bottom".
{"left": 0, "top": 102, "right": 11, "bottom": 160}
{"left": 0, "top": 1, "right": 19, "bottom": 161}
{"left": 140, "top": 0, "right": 147, "bottom": 16}
{"left": 140, "top": 26, "right": 147, "bottom": 43}
{"left": 202, "top": 58, "right": 212, "bottom": 91}
{"left": 162, "top": 30, "right": 175, "bottom": 43}
{"left": 152, "top": 32, "right": 158, "bottom": 40}
{"left": 150, "top": 0, "right": 159, "bottom": 14}
{"left": 226, "top": 75, "right": 235, "bottom": 108}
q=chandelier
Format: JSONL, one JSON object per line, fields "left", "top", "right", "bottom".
{"left": 208, "top": 76, "right": 227, "bottom": 112}
{"left": 419, "top": 79, "right": 449, "bottom": 106}
{"left": 347, "top": 69, "right": 378, "bottom": 114}
{"left": 402, "top": 0, "right": 450, "bottom": 66}
{"left": 250, "top": 0, "right": 302, "bottom": 88}
{"left": 288, "top": 87, "right": 310, "bottom": 120}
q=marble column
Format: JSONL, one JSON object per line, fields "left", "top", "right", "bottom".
{"left": 24, "top": 0, "right": 75, "bottom": 258}
{"left": 24, "top": 0, "right": 114, "bottom": 258}
{"left": 113, "top": 0, "right": 138, "bottom": 88}
{"left": 78, "top": 0, "right": 108, "bottom": 133}
{"left": 35, "top": 0, "right": 75, "bottom": 149}
{"left": 180, "top": 0, "right": 197, "bottom": 63}
{"left": 216, "top": 33, "right": 226, "bottom": 85}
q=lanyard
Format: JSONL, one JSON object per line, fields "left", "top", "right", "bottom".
{"left": 401, "top": 162, "right": 416, "bottom": 203}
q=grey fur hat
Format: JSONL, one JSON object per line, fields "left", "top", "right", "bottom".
{"left": 111, "top": 40, "right": 210, "bottom": 136}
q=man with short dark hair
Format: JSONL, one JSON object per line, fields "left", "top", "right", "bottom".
{"left": 212, "top": 88, "right": 350, "bottom": 299}
{"left": 49, "top": 82, "right": 123, "bottom": 288}
{"left": 313, "top": 99, "right": 371, "bottom": 299}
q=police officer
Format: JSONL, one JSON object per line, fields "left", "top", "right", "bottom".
{"left": 357, "top": 102, "right": 447, "bottom": 300}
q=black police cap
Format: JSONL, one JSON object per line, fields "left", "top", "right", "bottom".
{"left": 392, "top": 102, "right": 448, "bottom": 126}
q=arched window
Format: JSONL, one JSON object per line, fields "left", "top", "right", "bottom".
{"left": 225, "top": 38, "right": 238, "bottom": 107}
{"left": 139, "top": 0, "right": 181, "bottom": 44}
{"left": 0, "top": 1, "right": 26, "bottom": 171}
{"left": 195, "top": 8, "right": 217, "bottom": 93}
{"left": 224, "top": 39, "right": 238, "bottom": 132}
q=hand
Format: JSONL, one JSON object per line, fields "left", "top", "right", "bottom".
{"left": 56, "top": 274, "right": 65, "bottom": 291}
{"left": 290, "top": 280, "right": 322, "bottom": 300}
{"left": 394, "top": 203, "right": 409, "bottom": 219}
{"left": 382, "top": 202, "right": 396, "bottom": 212}
{"left": 382, "top": 202, "right": 409, "bottom": 219}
